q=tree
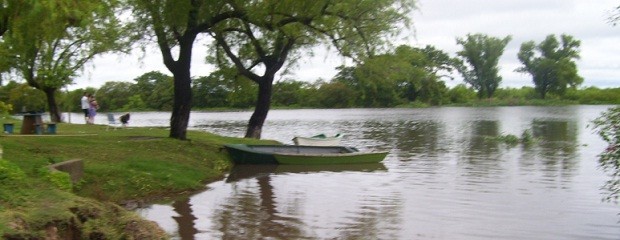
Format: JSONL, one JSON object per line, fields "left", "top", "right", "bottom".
{"left": 127, "top": 1, "right": 242, "bottom": 140}
{"left": 0, "top": 0, "right": 126, "bottom": 122}
{"left": 96, "top": 81, "right": 135, "bottom": 111}
{"left": 1, "top": 0, "right": 86, "bottom": 38}
{"left": 456, "top": 33, "right": 512, "bottom": 99}
{"left": 592, "top": 107, "right": 620, "bottom": 204}
{"left": 7, "top": 83, "right": 46, "bottom": 113}
{"left": 193, "top": 67, "right": 240, "bottom": 108}
{"left": 209, "top": 0, "right": 416, "bottom": 138}
{"left": 393, "top": 45, "right": 459, "bottom": 105}
{"left": 353, "top": 54, "right": 409, "bottom": 107}
{"left": 192, "top": 75, "right": 229, "bottom": 109}
{"left": 317, "top": 82, "right": 356, "bottom": 108}
{"left": 516, "top": 34, "right": 582, "bottom": 99}
{"left": 331, "top": 45, "right": 458, "bottom": 106}
{"left": 272, "top": 80, "right": 306, "bottom": 107}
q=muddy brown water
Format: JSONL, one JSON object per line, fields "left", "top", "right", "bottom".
{"left": 68, "top": 106, "right": 620, "bottom": 239}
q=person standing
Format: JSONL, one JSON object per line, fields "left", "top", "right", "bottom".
{"left": 81, "top": 92, "right": 90, "bottom": 124}
{"left": 88, "top": 94, "right": 99, "bottom": 124}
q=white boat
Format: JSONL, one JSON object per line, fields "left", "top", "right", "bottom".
{"left": 292, "top": 133, "right": 343, "bottom": 146}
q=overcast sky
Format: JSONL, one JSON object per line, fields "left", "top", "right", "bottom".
{"left": 72, "top": 0, "right": 620, "bottom": 90}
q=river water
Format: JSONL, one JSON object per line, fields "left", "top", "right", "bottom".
{"left": 102, "top": 106, "right": 619, "bottom": 239}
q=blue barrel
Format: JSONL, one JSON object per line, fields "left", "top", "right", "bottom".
{"left": 3, "top": 123, "right": 13, "bottom": 134}
{"left": 35, "top": 124, "right": 43, "bottom": 135}
{"left": 47, "top": 123, "right": 57, "bottom": 134}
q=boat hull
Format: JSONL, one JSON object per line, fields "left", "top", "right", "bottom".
{"left": 274, "top": 151, "right": 388, "bottom": 165}
{"left": 224, "top": 144, "right": 387, "bottom": 165}
{"left": 224, "top": 144, "right": 279, "bottom": 164}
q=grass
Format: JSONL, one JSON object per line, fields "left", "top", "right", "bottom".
{"left": 0, "top": 118, "right": 275, "bottom": 238}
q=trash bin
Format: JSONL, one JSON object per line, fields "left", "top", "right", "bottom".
{"left": 34, "top": 124, "right": 43, "bottom": 135}
{"left": 3, "top": 123, "right": 14, "bottom": 134}
{"left": 47, "top": 123, "right": 57, "bottom": 134}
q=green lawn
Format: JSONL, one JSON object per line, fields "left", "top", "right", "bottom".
{"left": 0, "top": 119, "right": 273, "bottom": 238}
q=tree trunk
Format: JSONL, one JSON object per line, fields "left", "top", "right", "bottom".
{"left": 169, "top": 67, "right": 192, "bottom": 140}
{"left": 245, "top": 79, "right": 273, "bottom": 139}
{"left": 44, "top": 88, "right": 62, "bottom": 123}
{"left": 163, "top": 32, "right": 196, "bottom": 141}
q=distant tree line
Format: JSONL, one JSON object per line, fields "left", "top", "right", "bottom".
{"left": 1, "top": 70, "right": 619, "bottom": 116}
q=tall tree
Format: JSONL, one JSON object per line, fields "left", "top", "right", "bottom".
{"left": 209, "top": 0, "right": 416, "bottom": 138}
{"left": 0, "top": 0, "right": 126, "bottom": 122}
{"left": 393, "top": 45, "right": 459, "bottom": 104}
{"left": 516, "top": 34, "right": 582, "bottom": 99}
{"left": 456, "top": 33, "right": 512, "bottom": 99}
{"left": 127, "top": 1, "right": 242, "bottom": 140}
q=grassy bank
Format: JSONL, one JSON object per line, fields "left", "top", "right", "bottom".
{"left": 0, "top": 120, "right": 272, "bottom": 238}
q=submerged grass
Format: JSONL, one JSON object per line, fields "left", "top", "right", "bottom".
{"left": 0, "top": 119, "right": 274, "bottom": 238}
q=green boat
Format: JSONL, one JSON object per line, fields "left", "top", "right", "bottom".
{"left": 224, "top": 144, "right": 388, "bottom": 165}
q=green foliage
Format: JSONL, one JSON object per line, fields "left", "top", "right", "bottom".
{"left": 448, "top": 84, "right": 477, "bottom": 104}
{"left": 0, "top": 101, "right": 12, "bottom": 114}
{"left": 0, "top": 159, "right": 26, "bottom": 184}
{"left": 1, "top": 0, "right": 129, "bottom": 122}
{"left": 516, "top": 34, "right": 583, "bottom": 99}
{"left": 5, "top": 82, "right": 46, "bottom": 112}
{"left": 568, "top": 87, "right": 620, "bottom": 104}
{"left": 122, "top": 94, "right": 147, "bottom": 111}
{"left": 44, "top": 169, "right": 72, "bottom": 192}
{"left": 272, "top": 80, "right": 306, "bottom": 107}
{"left": 193, "top": 72, "right": 231, "bottom": 109}
{"left": 592, "top": 106, "right": 620, "bottom": 204}
{"left": 95, "top": 81, "right": 135, "bottom": 111}
{"left": 131, "top": 71, "right": 174, "bottom": 111}
{"left": 457, "top": 33, "right": 512, "bottom": 99}
{"left": 521, "top": 129, "right": 534, "bottom": 145}
{"left": 317, "top": 82, "right": 357, "bottom": 108}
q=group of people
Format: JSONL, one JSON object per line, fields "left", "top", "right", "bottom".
{"left": 81, "top": 92, "right": 99, "bottom": 124}
{"left": 80, "top": 92, "right": 131, "bottom": 126}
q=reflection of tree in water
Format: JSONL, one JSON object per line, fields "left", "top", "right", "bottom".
{"left": 356, "top": 120, "right": 443, "bottom": 156}
{"left": 172, "top": 197, "right": 198, "bottom": 240}
{"left": 394, "top": 121, "right": 442, "bottom": 157}
{"left": 458, "top": 120, "right": 502, "bottom": 177}
{"left": 212, "top": 176, "right": 305, "bottom": 239}
{"left": 336, "top": 193, "right": 403, "bottom": 240}
{"left": 467, "top": 120, "right": 500, "bottom": 154}
{"left": 529, "top": 120, "right": 579, "bottom": 176}
{"left": 209, "top": 166, "right": 400, "bottom": 239}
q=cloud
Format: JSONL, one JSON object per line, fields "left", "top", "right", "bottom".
{"left": 410, "top": 0, "right": 620, "bottom": 88}
{"left": 73, "top": 0, "right": 620, "bottom": 90}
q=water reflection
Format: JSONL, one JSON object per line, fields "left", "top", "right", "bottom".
{"left": 527, "top": 120, "right": 580, "bottom": 184}
{"left": 226, "top": 163, "right": 387, "bottom": 183}
{"left": 172, "top": 198, "right": 198, "bottom": 240}
{"left": 136, "top": 106, "right": 620, "bottom": 239}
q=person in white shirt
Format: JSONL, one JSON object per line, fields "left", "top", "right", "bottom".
{"left": 81, "top": 92, "right": 90, "bottom": 124}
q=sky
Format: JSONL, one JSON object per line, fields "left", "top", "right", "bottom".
{"left": 72, "top": 0, "right": 620, "bottom": 90}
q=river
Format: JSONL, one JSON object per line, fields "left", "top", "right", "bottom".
{"left": 82, "top": 106, "right": 620, "bottom": 239}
